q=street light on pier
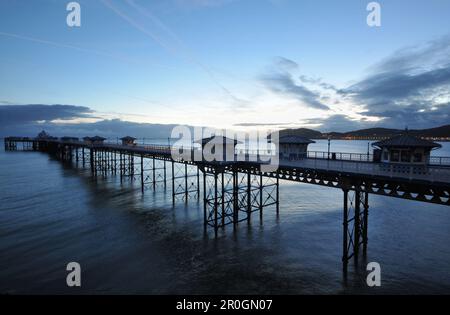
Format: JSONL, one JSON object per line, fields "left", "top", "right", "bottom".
{"left": 327, "top": 136, "right": 331, "bottom": 160}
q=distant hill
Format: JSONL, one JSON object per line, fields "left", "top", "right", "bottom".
{"left": 278, "top": 128, "right": 323, "bottom": 139}
{"left": 277, "top": 125, "right": 450, "bottom": 140}
{"left": 408, "top": 125, "right": 450, "bottom": 138}
{"left": 340, "top": 128, "right": 401, "bottom": 137}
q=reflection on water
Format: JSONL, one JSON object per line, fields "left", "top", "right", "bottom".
{"left": 0, "top": 141, "right": 450, "bottom": 294}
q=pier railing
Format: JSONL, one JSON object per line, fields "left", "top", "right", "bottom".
{"left": 429, "top": 156, "right": 450, "bottom": 166}
{"left": 281, "top": 158, "right": 450, "bottom": 182}
{"left": 306, "top": 151, "right": 373, "bottom": 162}
{"left": 284, "top": 150, "right": 450, "bottom": 166}
{"left": 5, "top": 137, "right": 450, "bottom": 168}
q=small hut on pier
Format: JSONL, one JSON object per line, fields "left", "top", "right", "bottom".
{"left": 120, "top": 136, "right": 137, "bottom": 146}
{"left": 195, "top": 136, "right": 241, "bottom": 162}
{"left": 36, "top": 130, "right": 57, "bottom": 140}
{"left": 372, "top": 132, "right": 441, "bottom": 165}
{"left": 277, "top": 135, "right": 315, "bottom": 160}
{"left": 37, "top": 130, "right": 50, "bottom": 139}
{"left": 83, "top": 136, "right": 106, "bottom": 145}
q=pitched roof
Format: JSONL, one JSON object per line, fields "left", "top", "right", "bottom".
{"left": 194, "top": 136, "right": 242, "bottom": 145}
{"left": 278, "top": 135, "right": 315, "bottom": 144}
{"left": 372, "top": 134, "right": 441, "bottom": 149}
{"left": 90, "top": 136, "right": 106, "bottom": 141}
{"left": 120, "top": 136, "right": 136, "bottom": 141}
{"left": 37, "top": 130, "right": 51, "bottom": 139}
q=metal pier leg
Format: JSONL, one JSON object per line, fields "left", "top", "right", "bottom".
{"left": 102, "top": 151, "right": 106, "bottom": 177}
{"left": 247, "top": 171, "right": 251, "bottom": 224}
{"left": 152, "top": 158, "right": 156, "bottom": 191}
{"left": 363, "top": 192, "right": 369, "bottom": 255}
{"left": 171, "top": 161, "right": 175, "bottom": 204}
{"left": 276, "top": 176, "right": 280, "bottom": 214}
{"left": 114, "top": 151, "right": 117, "bottom": 175}
{"left": 82, "top": 148, "right": 85, "bottom": 167}
{"left": 197, "top": 167, "right": 200, "bottom": 198}
{"left": 141, "top": 155, "right": 144, "bottom": 193}
{"left": 120, "top": 153, "right": 123, "bottom": 182}
{"left": 107, "top": 151, "right": 110, "bottom": 175}
{"left": 163, "top": 160, "right": 167, "bottom": 189}
{"left": 130, "top": 155, "right": 134, "bottom": 180}
{"left": 185, "top": 164, "right": 188, "bottom": 202}
{"left": 203, "top": 171, "right": 207, "bottom": 231}
{"left": 259, "top": 173, "right": 263, "bottom": 221}
{"left": 233, "top": 171, "right": 238, "bottom": 228}
{"left": 221, "top": 172, "right": 225, "bottom": 227}
{"left": 106, "top": 151, "right": 109, "bottom": 176}
{"left": 90, "top": 149, "right": 95, "bottom": 176}
{"left": 343, "top": 188, "right": 349, "bottom": 272}
{"left": 354, "top": 190, "right": 361, "bottom": 264}
{"left": 342, "top": 186, "right": 368, "bottom": 272}
{"left": 214, "top": 173, "right": 218, "bottom": 237}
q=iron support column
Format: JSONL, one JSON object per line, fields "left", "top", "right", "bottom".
{"left": 141, "top": 155, "right": 144, "bottom": 193}
{"left": 343, "top": 188, "right": 349, "bottom": 271}
{"left": 363, "top": 192, "right": 369, "bottom": 255}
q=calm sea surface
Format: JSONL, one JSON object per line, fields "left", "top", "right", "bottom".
{"left": 1, "top": 140, "right": 450, "bottom": 294}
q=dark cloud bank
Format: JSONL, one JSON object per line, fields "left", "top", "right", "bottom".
{"left": 0, "top": 104, "right": 181, "bottom": 139}
{"left": 338, "top": 36, "right": 450, "bottom": 130}
{"left": 260, "top": 36, "right": 450, "bottom": 132}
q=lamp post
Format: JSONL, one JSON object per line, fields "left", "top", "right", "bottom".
{"left": 367, "top": 142, "right": 370, "bottom": 161}
{"left": 327, "top": 136, "right": 331, "bottom": 160}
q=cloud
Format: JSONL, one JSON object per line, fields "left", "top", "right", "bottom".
{"left": 275, "top": 56, "right": 299, "bottom": 71}
{"left": 340, "top": 35, "right": 450, "bottom": 129}
{"left": 299, "top": 75, "right": 337, "bottom": 91}
{"left": 302, "top": 114, "right": 373, "bottom": 133}
{"left": 0, "top": 104, "right": 187, "bottom": 139}
{"left": 0, "top": 100, "right": 17, "bottom": 105}
{"left": 266, "top": 36, "right": 450, "bottom": 131}
{"left": 0, "top": 104, "right": 95, "bottom": 126}
{"left": 369, "top": 35, "right": 450, "bottom": 74}
{"left": 260, "top": 57, "right": 330, "bottom": 110}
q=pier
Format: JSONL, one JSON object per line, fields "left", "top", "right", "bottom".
{"left": 4, "top": 135, "right": 450, "bottom": 272}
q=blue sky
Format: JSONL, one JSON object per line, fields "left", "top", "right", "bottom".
{"left": 1, "top": 0, "right": 449, "bottom": 132}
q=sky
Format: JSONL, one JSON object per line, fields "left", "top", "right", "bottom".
{"left": 0, "top": 0, "right": 449, "bottom": 136}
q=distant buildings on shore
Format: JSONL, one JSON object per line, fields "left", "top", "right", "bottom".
{"left": 321, "top": 135, "right": 450, "bottom": 141}
{"left": 279, "top": 125, "right": 450, "bottom": 142}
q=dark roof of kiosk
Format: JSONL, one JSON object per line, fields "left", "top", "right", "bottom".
{"left": 120, "top": 136, "right": 136, "bottom": 141}
{"left": 88, "top": 136, "right": 106, "bottom": 141}
{"left": 372, "top": 134, "right": 441, "bottom": 149}
{"left": 37, "top": 131, "right": 51, "bottom": 138}
{"left": 194, "top": 136, "right": 242, "bottom": 145}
